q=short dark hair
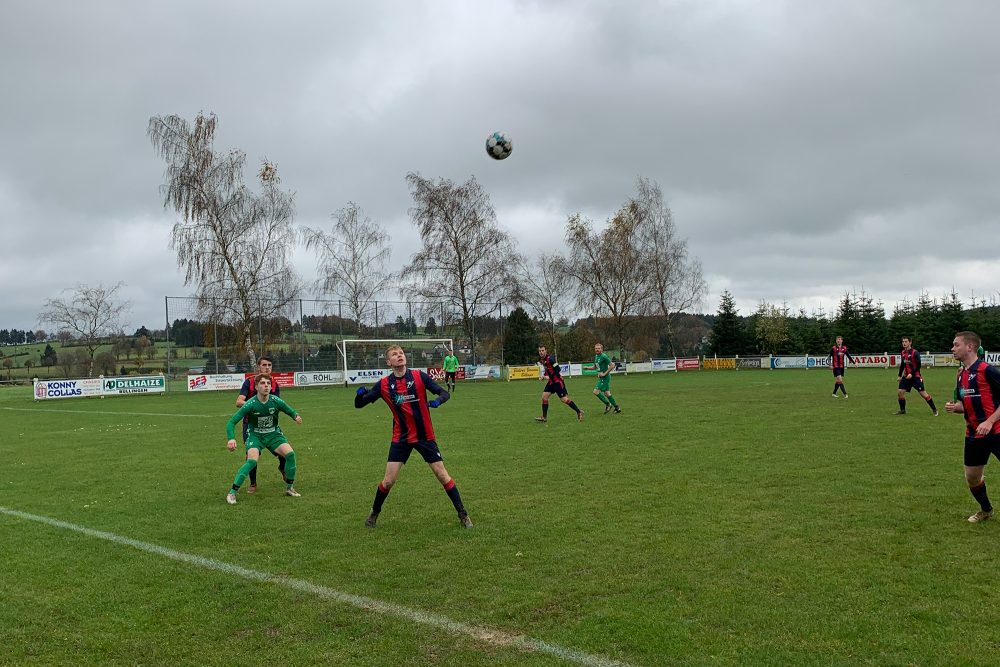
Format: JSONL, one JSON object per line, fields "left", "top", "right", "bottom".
{"left": 258, "top": 355, "right": 274, "bottom": 365}
{"left": 254, "top": 373, "right": 271, "bottom": 386}
{"left": 956, "top": 331, "right": 981, "bottom": 349}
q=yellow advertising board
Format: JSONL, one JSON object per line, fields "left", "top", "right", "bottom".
{"left": 508, "top": 365, "right": 541, "bottom": 380}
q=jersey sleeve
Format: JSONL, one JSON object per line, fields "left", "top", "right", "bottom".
{"left": 227, "top": 401, "right": 254, "bottom": 439}
{"left": 238, "top": 379, "right": 251, "bottom": 398}
{"left": 985, "top": 364, "right": 1000, "bottom": 395}
{"left": 420, "top": 371, "right": 450, "bottom": 405}
{"left": 274, "top": 396, "right": 297, "bottom": 419}
{"left": 912, "top": 351, "right": 922, "bottom": 373}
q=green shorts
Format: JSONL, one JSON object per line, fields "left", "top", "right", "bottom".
{"left": 246, "top": 430, "right": 288, "bottom": 454}
{"left": 595, "top": 376, "right": 611, "bottom": 392}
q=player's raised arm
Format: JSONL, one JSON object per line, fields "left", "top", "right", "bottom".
{"left": 420, "top": 370, "right": 450, "bottom": 406}
{"left": 355, "top": 382, "right": 381, "bottom": 408}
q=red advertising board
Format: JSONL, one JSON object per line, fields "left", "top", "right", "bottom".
{"left": 427, "top": 367, "right": 466, "bottom": 381}
{"left": 676, "top": 357, "right": 700, "bottom": 370}
{"left": 245, "top": 371, "right": 296, "bottom": 387}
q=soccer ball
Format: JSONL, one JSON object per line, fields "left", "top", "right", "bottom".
{"left": 485, "top": 132, "right": 513, "bottom": 160}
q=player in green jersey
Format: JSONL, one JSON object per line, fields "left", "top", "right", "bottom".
{"left": 442, "top": 349, "right": 459, "bottom": 392}
{"left": 592, "top": 343, "right": 621, "bottom": 414}
{"left": 225, "top": 373, "right": 303, "bottom": 504}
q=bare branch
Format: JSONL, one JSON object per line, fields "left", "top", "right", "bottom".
{"left": 148, "top": 113, "right": 300, "bottom": 367}
{"left": 38, "top": 282, "right": 131, "bottom": 377}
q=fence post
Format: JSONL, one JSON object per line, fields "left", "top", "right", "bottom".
{"left": 213, "top": 321, "right": 219, "bottom": 374}
{"left": 164, "top": 296, "right": 171, "bottom": 390}
{"left": 498, "top": 301, "right": 504, "bottom": 367}
{"left": 299, "top": 299, "right": 305, "bottom": 372}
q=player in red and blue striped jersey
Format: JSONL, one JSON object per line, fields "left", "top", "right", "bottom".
{"left": 354, "top": 345, "right": 472, "bottom": 529}
{"left": 826, "top": 336, "right": 856, "bottom": 398}
{"left": 895, "top": 336, "right": 938, "bottom": 416}
{"left": 945, "top": 331, "right": 1000, "bottom": 523}
{"left": 535, "top": 345, "right": 584, "bottom": 423}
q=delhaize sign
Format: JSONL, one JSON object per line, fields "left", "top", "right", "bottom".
{"left": 102, "top": 375, "right": 166, "bottom": 396}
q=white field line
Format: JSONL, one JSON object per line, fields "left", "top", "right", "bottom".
{"left": 2, "top": 407, "right": 225, "bottom": 418}
{"left": 0, "top": 507, "right": 636, "bottom": 667}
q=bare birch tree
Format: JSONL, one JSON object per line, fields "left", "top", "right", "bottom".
{"left": 301, "top": 202, "right": 395, "bottom": 332}
{"left": 631, "top": 177, "right": 706, "bottom": 356}
{"left": 38, "top": 282, "right": 131, "bottom": 377}
{"left": 404, "top": 172, "right": 520, "bottom": 356}
{"left": 147, "top": 113, "right": 299, "bottom": 369}
{"left": 516, "top": 253, "right": 574, "bottom": 350}
{"left": 564, "top": 209, "right": 651, "bottom": 358}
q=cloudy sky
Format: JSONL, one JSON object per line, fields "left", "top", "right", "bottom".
{"left": 3, "top": 0, "right": 999, "bottom": 332}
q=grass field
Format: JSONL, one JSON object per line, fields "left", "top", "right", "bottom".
{"left": 3, "top": 367, "right": 1000, "bottom": 666}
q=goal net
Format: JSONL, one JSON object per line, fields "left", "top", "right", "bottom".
{"left": 336, "top": 338, "right": 454, "bottom": 383}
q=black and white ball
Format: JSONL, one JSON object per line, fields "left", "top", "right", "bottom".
{"left": 485, "top": 132, "right": 513, "bottom": 160}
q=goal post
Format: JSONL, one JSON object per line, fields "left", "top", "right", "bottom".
{"left": 335, "top": 338, "right": 454, "bottom": 382}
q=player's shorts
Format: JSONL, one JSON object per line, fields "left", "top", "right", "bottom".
{"left": 388, "top": 440, "right": 443, "bottom": 464}
{"left": 964, "top": 433, "right": 1000, "bottom": 467}
{"left": 445, "top": 371, "right": 457, "bottom": 382}
{"left": 543, "top": 379, "right": 568, "bottom": 398}
{"left": 898, "top": 376, "right": 925, "bottom": 392}
{"left": 246, "top": 430, "right": 288, "bottom": 454}
{"left": 831, "top": 367, "right": 845, "bottom": 377}
{"left": 594, "top": 375, "right": 611, "bottom": 392}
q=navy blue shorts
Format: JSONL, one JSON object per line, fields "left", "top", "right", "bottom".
{"left": 445, "top": 371, "right": 456, "bottom": 381}
{"left": 898, "top": 376, "right": 925, "bottom": 392}
{"left": 388, "top": 440, "right": 443, "bottom": 464}
{"left": 964, "top": 434, "right": 1000, "bottom": 467}
{"left": 543, "top": 380, "right": 568, "bottom": 398}
{"left": 832, "top": 367, "right": 845, "bottom": 377}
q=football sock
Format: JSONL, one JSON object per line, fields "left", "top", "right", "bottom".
{"left": 233, "top": 458, "right": 258, "bottom": 490}
{"left": 926, "top": 396, "right": 937, "bottom": 412}
{"left": 567, "top": 401, "right": 581, "bottom": 414}
{"left": 971, "top": 481, "right": 992, "bottom": 512}
{"left": 542, "top": 400, "right": 549, "bottom": 418}
{"left": 282, "top": 450, "right": 296, "bottom": 484}
{"left": 839, "top": 385, "right": 847, "bottom": 395}
{"left": 596, "top": 393, "right": 610, "bottom": 405}
{"left": 443, "top": 479, "right": 465, "bottom": 513}
{"left": 247, "top": 452, "right": 257, "bottom": 485}
{"left": 608, "top": 395, "right": 619, "bottom": 407}
{"left": 898, "top": 398, "right": 906, "bottom": 412}
{"left": 278, "top": 454, "right": 287, "bottom": 475}
{"left": 372, "top": 483, "right": 390, "bottom": 513}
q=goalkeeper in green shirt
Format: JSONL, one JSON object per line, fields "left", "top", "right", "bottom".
{"left": 593, "top": 343, "right": 621, "bottom": 414}
{"left": 443, "top": 349, "right": 459, "bottom": 392}
{"left": 225, "top": 373, "right": 303, "bottom": 504}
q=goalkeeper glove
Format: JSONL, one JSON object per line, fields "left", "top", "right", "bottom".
{"left": 428, "top": 399, "right": 440, "bottom": 408}
{"left": 356, "top": 386, "right": 367, "bottom": 396}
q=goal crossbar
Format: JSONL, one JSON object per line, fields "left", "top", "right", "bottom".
{"left": 336, "top": 338, "right": 454, "bottom": 374}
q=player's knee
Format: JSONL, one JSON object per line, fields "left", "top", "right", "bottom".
{"left": 966, "top": 471, "right": 984, "bottom": 486}
{"left": 381, "top": 478, "right": 395, "bottom": 491}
